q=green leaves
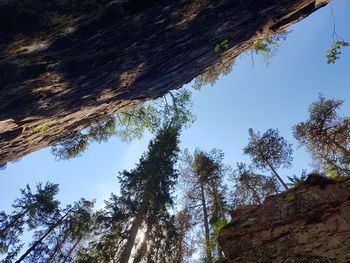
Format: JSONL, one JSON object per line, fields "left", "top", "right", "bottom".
{"left": 326, "top": 41, "right": 349, "bottom": 64}
{"left": 250, "top": 32, "right": 288, "bottom": 65}
{"left": 215, "top": 39, "right": 229, "bottom": 53}
{"left": 213, "top": 218, "right": 228, "bottom": 236}
{"left": 51, "top": 88, "right": 195, "bottom": 160}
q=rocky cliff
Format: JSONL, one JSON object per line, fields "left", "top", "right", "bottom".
{"left": 218, "top": 175, "right": 350, "bottom": 263}
{"left": 0, "top": 0, "right": 327, "bottom": 164}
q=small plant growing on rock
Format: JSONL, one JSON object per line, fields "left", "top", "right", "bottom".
{"left": 285, "top": 193, "right": 296, "bottom": 202}
{"left": 215, "top": 39, "right": 229, "bottom": 54}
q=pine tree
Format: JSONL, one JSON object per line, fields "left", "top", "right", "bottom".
{"left": 76, "top": 125, "right": 181, "bottom": 263}
{"left": 243, "top": 128, "right": 293, "bottom": 190}
{"left": 0, "top": 183, "right": 60, "bottom": 262}
{"left": 180, "top": 149, "right": 229, "bottom": 263}
{"left": 118, "top": 125, "right": 180, "bottom": 263}
{"left": 293, "top": 95, "right": 350, "bottom": 176}
{"left": 0, "top": 183, "right": 95, "bottom": 263}
{"left": 230, "top": 163, "right": 280, "bottom": 207}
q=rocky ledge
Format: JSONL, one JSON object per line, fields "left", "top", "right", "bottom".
{"left": 219, "top": 175, "right": 350, "bottom": 263}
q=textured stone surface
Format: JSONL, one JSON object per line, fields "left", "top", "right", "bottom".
{"left": 218, "top": 176, "right": 350, "bottom": 263}
{"left": 0, "top": 0, "right": 327, "bottom": 164}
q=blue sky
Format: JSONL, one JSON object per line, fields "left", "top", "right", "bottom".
{"left": 1, "top": 1, "right": 349, "bottom": 213}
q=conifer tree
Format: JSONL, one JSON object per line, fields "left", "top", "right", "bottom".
{"left": 0, "top": 183, "right": 60, "bottom": 262}
{"left": 243, "top": 128, "right": 293, "bottom": 190}
{"left": 293, "top": 95, "right": 350, "bottom": 176}
{"left": 180, "top": 149, "right": 228, "bottom": 263}
{"left": 0, "top": 183, "right": 95, "bottom": 263}
{"left": 118, "top": 125, "right": 180, "bottom": 263}
{"left": 230, "top": 163, "right": 280, "bottom": 207}
{"left": 76, "top": 125, "right": 181, "bottom": 263}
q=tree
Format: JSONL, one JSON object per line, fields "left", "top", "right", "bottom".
{"left": 179, "top": 148, "right": 229, "bottom": 263}
{"left": 243, "top": 128, "right": 293, "bottom": 190}
{"left": 287, "top": 169, "right": 308, "bottom": 188}
{"left": 230, "top": 163, "right": 280, "bottom": 207}
{"left": 193, "top": 57, "right": 235, "bottom": 90}
{"left": 172, "top": 209, "right": 194, "bottom": 263}
{"left": 75, "top": 194, "right": 131, "bottom": 263}
{"left": 117, "top": 125, "right": 180, "bottom": 263}
{"left": 0, "top": 183, "right": 95, "bottom": 263}
{"left": 0, "top": 182, "right": 60, "bottom": 262}
{"left": 15, "top": 199, "right": 94, "bottom": 263}
{"left": 250, "top": 32, "right": 288, "bottom": 65}
{"left": 51, "top": 89, "right": 194, "bottom": 160}
{"left": 76, "top": 125, "right": 181, "bottom": 263}
{"left": 293, "top": 95, "right": 350, "bottom": 176}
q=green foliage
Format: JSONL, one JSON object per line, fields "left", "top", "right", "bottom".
{"left": 293, "top": 95, "right": 350, "bottom": 176}
{"left": 284, "top": 193, "right": 296, "bottom": 202}
{"left": 195, "top": 32, "right": 287, "bottom": 91}
{"left": 51, "top": 134, "right": 89, "bottom": 160}
{"left": 1, "top": 182, "right": 96, "bottom": 263}
{"left": 243, "top": 128, "right": 293, "bottom": 190}
{"left": 180, "top": 148, "right": 229, "bottom": 263}
{"left": 326, "top": 41, "right": 349, "bottom": 64}
{"left": 78, "top": 126, "right": 181, "bottom": 262}
{"left": 0, "top": 182, "right": 60, "bottom": 261}
{"left": 215, "top": 39, "right": 229, "bottom": 53}
{"left": 212, "top": 218, "right": 228, "bottom": 237}
{"left": 251, "top": 32, "right": 288, "bottom": 65}
{"left": 244, "top": 128, "right": 293, "bottom": 171}
{"left": 193, "top": 58, "right": 235, "bottom": 90}
{"left": 324, "top": 156, "right": 350, "bottom": 179}
{"left": 51, "top": 88, "right": 195, "bottom": 160}
{"left": 87, "top": 116, "right": 116, "bottom": 143}
{"left": 230, "top": 163, "right": 280, "bottom": 207}
{"left": 115, "top": 89, "right": 195, "bottom": 142}
{"left": 287, "top": 170, "right": 308, "bottom": 188}
{"left": 173, "top": 209, "right": 195, "bottom": 262}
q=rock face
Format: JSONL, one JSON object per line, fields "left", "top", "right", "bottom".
{"left": 0, "top": 0, "right": 327, "bottom": 164}
{"left": 218, "top": 176, "right": 350, "bottom": 263}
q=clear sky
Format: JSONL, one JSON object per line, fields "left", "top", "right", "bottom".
{"left": 1, "top": 1, "right": 349, "bottom": 213}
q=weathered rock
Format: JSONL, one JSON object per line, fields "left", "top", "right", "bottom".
{"left": 0, "top": 0, "right": 327, "bottom": 164}
{"left": 218, "top": 177, "right": 350, "bottom": 263}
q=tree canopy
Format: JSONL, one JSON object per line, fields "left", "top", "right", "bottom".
{"left": 51, "top": 88, "right": 195, "bottom": 160}
{"left": 293, "top": 95, "right": 350, "bottom": 176}
{"left": 243, "top": 128, "right": 293, "bottom": 190}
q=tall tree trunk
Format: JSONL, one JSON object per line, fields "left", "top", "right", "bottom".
{"left": 61, "top": 235, "right": 84, "bottom": 263}
{"left": 245, "top": 181, "right": 263, "bottom": 205}
{"left": 210, "top": 183, "right": 226, "bottom": 259}
{"left": 266, "top": 161, "right": 289, "bottom": 190}
{"left": 200, "top": 182, "right": 212, "bottom": 263}
{"left": 133, "top": 224, "right": 151, "bottom": 263}
{"left": 46, "top": 230, "right": 71, "bottom": 263}
{"left": 119, "top": 191, "right": 151, "bottom": 263}
{"left": 119, "top": 212, "right": 144, "bottom": 263}
{"left": 0, "top": 0, "right": 328, "bottom": 164}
